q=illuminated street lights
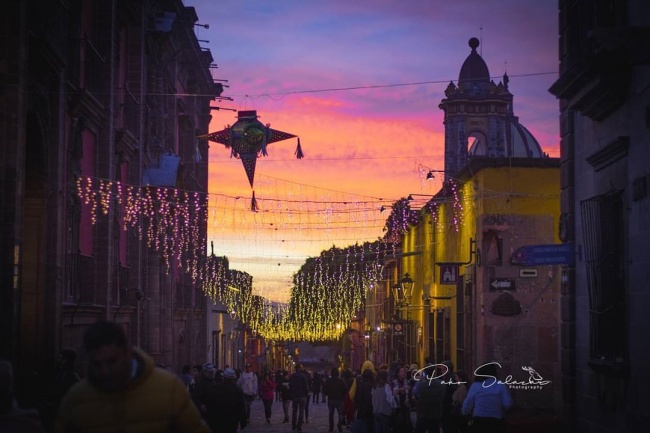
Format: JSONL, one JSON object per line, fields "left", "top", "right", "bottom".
{"left": 392, "top": 273, "right": 414, "bottom": 309}
{"left": 392, "top": 273, "right": 416, "bottom": 365}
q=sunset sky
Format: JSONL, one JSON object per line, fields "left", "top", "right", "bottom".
{"left": 186, "top": 0, "right": 559, "bottom": 302}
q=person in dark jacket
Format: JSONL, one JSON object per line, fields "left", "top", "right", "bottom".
{"left": 204, "top": 367, "right": 247, "bottom": 433}
{"left": 179, "top": 364, "right": 194, "bottom": 390}
{"left": 392, "top": 366, "right": 412, "bottom": 433}
{"left": 312, "top": 372, "right": 323, "bottom": 403}
{"left": 412, "top": 365, "right": 446, "bottom": 433}
{"left": 289, "top": 364, "right": 310, "bottom": 432}
{"left": 193, "top": 363, "right": 216, "bottom": 420}
{"left": 323, "top": 367, "right": 347, "bottom": 432}
{"left": 440, "top": 360, "right": 458, "bottom": 433}
{"left": 275, "top": 369, "right": 284, "bottom": 402}
{"left": 304, "top": 370, "right": 312, "bottom": 423}
{"left": 280, "top": 370, "right": 292, "bottom": 423}
{"left": 352, "top": 367, "right": 375, "bottom": 433}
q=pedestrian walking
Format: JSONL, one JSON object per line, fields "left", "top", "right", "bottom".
{"left": 450, "top": 370, "right": 469, "bottom": 433}
{"left": 259, "top": 371, "right": 277, "bottom": 424}
{"left": 194, "top": 363, "right": 217, "bottom": 421}
{"left": 304, "top": 370, "right": 312, "bottom": 423}
{"left": 275, "top": 369, "right": 284, "bottom": 402}
{"left": 280, "top": 370, "right": 292, "bottom": 423}
{"left": 312, "top": 371, "right": 323, "bottom": 403}
{"left": 289, "top": 363, "right": 310, "bottom": 432}
{"left": 371, "top": 369, "right": 395, "bottom": 433}
{"left": 55, "top": 320, "right": 209, "bottom": 432}
{"left": 461, "top": 362, "right": 513, "bottom": 433}
{"left": 322, "top": 367, "right": 347, "bottom": 432}
{"left": 237, "top": 363, "right": 258, "bottom": 423}
{"left": 412, "top": 365, "right": 446, "bottom": 433}
{"left": 392, "top": 366, "right": 413, "bottom": 433}
{"left": 351, "top": 367, "right": 375, "bottom": 433}
{"left": 179, "top": 364, "right": 194, "bottom": 391}
{"left": 204, "top": 367, "right": 247, "bottom": 433}
{"left": 440, "top": 360, "right": 458, "bottom": 433}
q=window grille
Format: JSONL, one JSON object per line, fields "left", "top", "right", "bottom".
{"left": 580, "top": 191, "right": 625, "bottom": 363}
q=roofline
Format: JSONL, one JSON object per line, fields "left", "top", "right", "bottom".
{"left": 429, "top": 156, "right": 560, "bottom": 201}
{"left": 457, "top": 156, "right": 560, "bottom": 180}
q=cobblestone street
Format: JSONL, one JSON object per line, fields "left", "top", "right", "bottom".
{"left": 241, "top": 397, "right": 336, "bottom": 433}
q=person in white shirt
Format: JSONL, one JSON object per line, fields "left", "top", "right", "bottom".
{"left": 237, "top": 363, "right": 259, "bottom": 423}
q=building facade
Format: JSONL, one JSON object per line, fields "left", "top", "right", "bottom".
{"left": 380, "top": 38, "right": 562, "bottom": 428}
{"left": 0, "top": 0, "right": 222, "bottom": 405}
{"left": 549, "top": 1, "right": 650, "bottom": 431}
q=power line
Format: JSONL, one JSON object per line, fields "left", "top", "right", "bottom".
{"left": 236, "top": 71, "right": 558, "bottom": 100}
{"left": 31, "top": 71, "right": 557, "bottom": 100}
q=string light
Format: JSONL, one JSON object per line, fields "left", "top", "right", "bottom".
{"left": 75, "top": 173, "right": 480, "bottom": 341}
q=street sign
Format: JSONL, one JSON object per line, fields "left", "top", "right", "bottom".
{"left": 393, "top": 322, "right": 404, "bottom": 335}
{"left": 520, "top": 268, "right": 538, "bottom": 278}
{"left": 489, "top": 278, "right": 515, "bottom": 291}
{"left": 439, "top": 264, "right": 459, "bottom": 285}
{"left": 510, "top": 243, "right": 574, "bottom": 267}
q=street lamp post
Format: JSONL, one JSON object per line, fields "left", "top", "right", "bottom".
{"left": 392, "top": 273, "right": 416, "bottom": 365}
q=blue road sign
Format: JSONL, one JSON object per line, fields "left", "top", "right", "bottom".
{"left": 510, "top": 243, "right": 574, "bottom": 266}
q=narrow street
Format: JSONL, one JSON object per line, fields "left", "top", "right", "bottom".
{"left": 242, "top": 397, "right": 335, "bottom": 433}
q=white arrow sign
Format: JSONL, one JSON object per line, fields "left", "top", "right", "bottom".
{"left": 490, "top": 279, "right": 515, "bottom": 290}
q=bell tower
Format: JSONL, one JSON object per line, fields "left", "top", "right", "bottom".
{"left": 438, "top": 38, "right": 518, "bottom": 181}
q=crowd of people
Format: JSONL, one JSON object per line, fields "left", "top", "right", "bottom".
{"left": 182, "top": 355, "right": 513, "bottom": 433}
{"left": 0, "top": 320, "right": 514, "bottom": 433}
{"left": 331, "top": 359, "right": 512, "bottom": 433}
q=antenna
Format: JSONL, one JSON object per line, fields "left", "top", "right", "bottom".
{"left": 479, "top": 25, "right": 483, "bottom": 56}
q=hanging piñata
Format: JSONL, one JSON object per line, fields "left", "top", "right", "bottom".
{"left": 198, "top": 110, "right": 303, "bottom": 210}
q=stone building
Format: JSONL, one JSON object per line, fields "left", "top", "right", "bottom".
{"left": 378, "top": 38, "right": 562, "bottom": 429}
{"left": 0, "top": 0, "right": 222, "bottom": 404}
{"left": 549, "top": 0, "right": 650, "bottom": 431}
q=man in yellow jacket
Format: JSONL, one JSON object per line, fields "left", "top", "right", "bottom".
{"left": 55, "top": 321, "right": 210, "bottom": 433}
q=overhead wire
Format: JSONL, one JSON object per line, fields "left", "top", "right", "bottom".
{"left": 23, "top": 70, "right": 557, "bottom": 99}
{"left": 222, "top": 71, "right": 558, "bottom": 100}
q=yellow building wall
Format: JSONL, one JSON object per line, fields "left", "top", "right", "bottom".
{"left": 400, "top": 164, "right": 560, "bottom": 408}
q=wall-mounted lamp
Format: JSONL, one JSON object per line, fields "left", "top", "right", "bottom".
{"left": 392, "top": 273, "right": 415, "bottom": 308}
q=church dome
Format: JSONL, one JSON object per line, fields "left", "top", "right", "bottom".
{"left": 458, "top": 38, "right": 490, "bottom": 85}
{"left": 468, "top": 119, "right": 546, "bottom": 158}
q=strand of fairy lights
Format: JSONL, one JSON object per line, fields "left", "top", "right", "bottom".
{"left": 77, "top": 173, "right": 541, "bottom": 342}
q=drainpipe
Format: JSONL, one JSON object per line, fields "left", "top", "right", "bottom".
{"left": 105, "top": 0, "right": 117, "bottom": 319}
{"left": 136, "top": 1, "right": 146, "bottom": 349}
